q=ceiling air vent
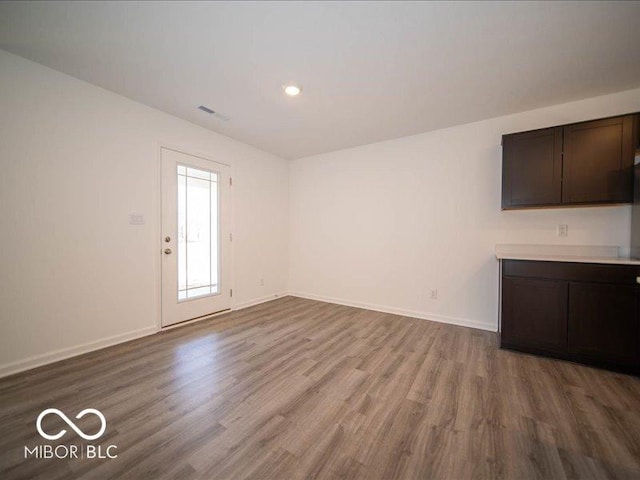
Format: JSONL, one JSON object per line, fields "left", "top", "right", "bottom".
{"left": 197, "top": 105, "right": 230, "bottom": 122}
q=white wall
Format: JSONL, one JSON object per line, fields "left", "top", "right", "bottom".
{"left": 2, "top": 47, "right": 639, "bottom": 377}
{"left": 0, "top": 50, "right": 289, "bottom": 375}
{"left": 289, "top": 88, "right": 640, "bottom": 331}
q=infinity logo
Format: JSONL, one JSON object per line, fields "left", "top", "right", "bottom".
{"left": 36, "top": 408, "right": 107, "bottom": 441}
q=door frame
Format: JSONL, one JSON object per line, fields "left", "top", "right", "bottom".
{"left": 156, "top": 141, "right": 235, "bottom": 331}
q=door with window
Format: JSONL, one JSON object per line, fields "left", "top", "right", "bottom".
{"left": 161, "top": 147, "right": 231, "bottom": 327}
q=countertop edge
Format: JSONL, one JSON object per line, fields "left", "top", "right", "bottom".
{"left": 495, "top": 254, "right": 640, "bottom": 266}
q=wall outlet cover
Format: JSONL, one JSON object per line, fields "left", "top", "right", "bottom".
{"left": 557, "top": 224, "right": 568, "bottom": 237}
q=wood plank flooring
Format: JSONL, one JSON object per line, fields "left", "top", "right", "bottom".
{"left": 1, "top": 296, "right": 640, "bottom": 479}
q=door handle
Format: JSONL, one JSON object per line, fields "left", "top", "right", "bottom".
{"left": 164, "top": 248, "right": 172, "bottom": 255}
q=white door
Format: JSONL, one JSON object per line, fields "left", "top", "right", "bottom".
{"left": 161, "top": 147, "right": 231, "bottom": 327}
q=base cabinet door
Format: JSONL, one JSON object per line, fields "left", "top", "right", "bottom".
{"left": 502, "top": 277, "right": 568, "bottom": 354}
{"left": 568, "top": 283, "right": 640, "bottom": 368}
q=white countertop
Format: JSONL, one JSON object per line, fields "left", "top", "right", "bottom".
{"left": 495, "top": 244, "right": 640, "bottom": 266}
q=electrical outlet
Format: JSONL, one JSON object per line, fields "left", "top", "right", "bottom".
{"left": 259, "top": 278, "right": 265, "bottom": 287}
{"left": 430, "top": 289, "right": 438, "bottom": 300}
{"left": 557, "top": 224, "right": 568, "bottom": 237}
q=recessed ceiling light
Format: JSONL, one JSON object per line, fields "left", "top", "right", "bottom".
{"left": 283, "top": 84, "right": 302, "bottom": 96}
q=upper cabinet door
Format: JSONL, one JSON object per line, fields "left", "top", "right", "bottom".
{"left": 562, "top": 115, "right": 634, "bottom": 205}
{"left": 502, "top": 127, "right": 562, "bottom": 209}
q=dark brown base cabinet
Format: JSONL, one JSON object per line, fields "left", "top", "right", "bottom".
{"left": 500, "top": 260, "right": 640, "bottom": 374}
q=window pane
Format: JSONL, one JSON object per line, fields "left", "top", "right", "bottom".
{"left": 177, "top": 165, "right": 220, "bottom": 301}
{"left": 210, "top": 177, "right": 219, "bottom": 289}
{"left": 186, "top": 167, "right": 211, "bottom": 181}
{"left": 186, "top": 286, "right": 214, "bottom": 299}
{"left": 178, "top": 172, "right": 187, "bottom": 292}
{"left": 186, "top": 176, "right": 211, "bottom": 290}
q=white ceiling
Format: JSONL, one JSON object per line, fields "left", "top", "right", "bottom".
{"left": 1, "top": 1, "right": 639, "bottom": 159}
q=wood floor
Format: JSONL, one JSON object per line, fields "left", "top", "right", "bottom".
{"left": 1, "top": 296, "right": 640, "bottom": 480}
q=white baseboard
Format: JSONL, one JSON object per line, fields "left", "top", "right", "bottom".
{"left": 232, "top": 292, "right": 287, "bottom": 311}
{"left": 0, "top": 326, "right": 157, "bottom": 379}
{"left": 0, "top": 291, "right": 493, "bottom": 379}
{"left": 288, "top": 291, "right": 497, "bottom": 332}
{"left": 0, "top": 293, "right": 286, "bottom": 379}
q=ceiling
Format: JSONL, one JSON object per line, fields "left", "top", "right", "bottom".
{"left": 1, "top": 1, "right": 639, "bottom": 160}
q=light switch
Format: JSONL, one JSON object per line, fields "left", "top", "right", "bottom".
{"left": 129, "top": 213, "right": 145, "bottom": 225}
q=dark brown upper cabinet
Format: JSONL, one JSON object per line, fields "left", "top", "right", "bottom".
{"left": 502, "top": 127, "right": 562, "bottom": 208}
{"left": 502, "top": 113, "right": 637, "bottom": 210}
{"left": 563, "top": 115, "right": 634, "bottom": 204}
